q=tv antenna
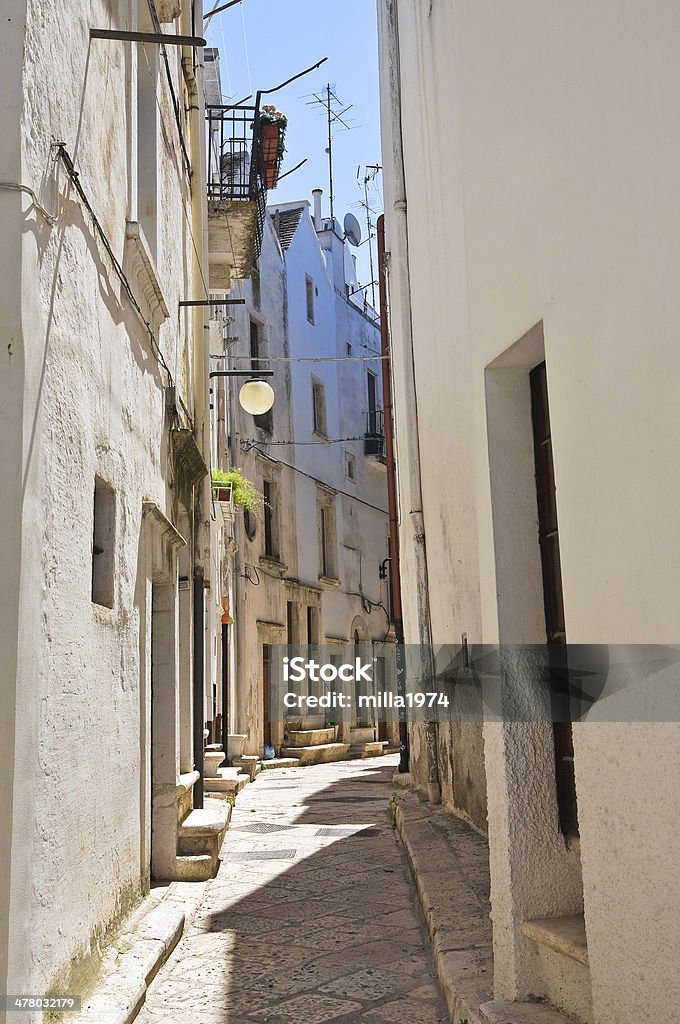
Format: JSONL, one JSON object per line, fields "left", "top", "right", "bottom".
{"left": 305, "top": 84, "right": 356, "bottom": 222}
{"left": 354, "top": 163, "right": 382, "bottom": 309}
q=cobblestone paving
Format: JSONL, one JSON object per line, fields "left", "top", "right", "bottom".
{"left": 135, "top": 755, "right": 449, "bottom": 1024}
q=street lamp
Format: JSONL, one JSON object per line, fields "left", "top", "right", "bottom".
{"left": 209, "top": 370, "right": 275, "bottom": 414}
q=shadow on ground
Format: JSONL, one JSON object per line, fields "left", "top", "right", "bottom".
{"left": 137, "top": 756, "right": 453, "bottom": 1024}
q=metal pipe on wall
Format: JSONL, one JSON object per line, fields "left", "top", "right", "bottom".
{"left": 378, "top": 0, "right": 440, "bottom": 802}
{"left": 220, "top": 622, "right": 229, "bottom": 764}
{"left": 193, "top": 569, "right": 205, "bottom": 807}
{"left": 377, "top": 213, "right": 409, "bottom": 774}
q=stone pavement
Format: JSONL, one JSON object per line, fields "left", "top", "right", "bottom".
{"left": 134, "top": 755, "right": 450, "bottom": 1024}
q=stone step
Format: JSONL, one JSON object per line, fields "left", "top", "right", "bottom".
{"left": 204, "top": 768, "right": 249, "bottom": 797}
{"left": 232, "top": 754, "right": 261, "bottom": 780}
{"left": 480, "top": 1000, "right": 576, "bottom": 1024}
{"left": 522, "top": 915, "right": 588, "bottom": 966}
{"left": 285, "top": 727, "right": 336, "bottom": 747}
{"left": 520, "top": 914, "right": 592, "bottom": 1023}
{"left": 260, "top": 756, "right": 301, "bottom": 770}
{"left": 279, "top": 742, "right": 350, "bottom": 766}
{"left": 349, "top": 740, "right": 388, "bottom": 758}
{"left": 173, "top": 853, "right": 217, "bottom": 882}
{"left": 349, "top": 727, "right": 375, "bottom": 744}
{"left": 177, "top": 799, "right": 231, "bottom": 860}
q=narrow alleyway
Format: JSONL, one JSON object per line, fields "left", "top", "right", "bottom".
{"left": 135, "top": 756, "right": 449, "bottom": 1024}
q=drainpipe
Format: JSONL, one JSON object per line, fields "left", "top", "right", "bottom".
{"left": 378, "top": 0, "right": 440, "bottom": 803}
{"left": 182, "top": 2, "right": 210, "bottom": 805}
{"left": 193, "top": 570, "right": 205, "bottom": 807}
{"left": 377, "top": 214, "right": 409, "bottom": 774}
{"left": 220, "top": 621, "right": 229, "bottom": 763}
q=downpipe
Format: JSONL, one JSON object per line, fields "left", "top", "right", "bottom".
{"left": 377, "top": 213, "right": 409, "bottom": 774}
{"left": 379, "top": 0, "right": 440, "bottom": 802}
{"left": 182, "top": 0, "right": 211, "bottom": 805}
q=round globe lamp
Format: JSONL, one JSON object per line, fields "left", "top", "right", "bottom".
{"left": 239, "top": 379, "right": 275, "bottom": 415}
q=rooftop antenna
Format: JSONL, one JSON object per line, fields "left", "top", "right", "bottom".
{"left": 355, "top": 163, "right": 382, "bottom": 309}
{"left": 305, "top": 84, "right": 355, "bottom": 223}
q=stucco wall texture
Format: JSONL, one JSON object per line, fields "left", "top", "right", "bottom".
{"left": 2, "top": 0, "right": 199, "bottom": 1000}
{"left": 379, "top": 1, "right": 680, "bottom": 1021}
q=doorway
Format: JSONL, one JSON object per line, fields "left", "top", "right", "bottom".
{"left": 262, "top": 643, "right": 272, "bottom": 749}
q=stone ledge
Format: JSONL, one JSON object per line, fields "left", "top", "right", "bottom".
{"left": 522, "top": 915, "right": 589, "bottom": 967}
{"left": 78, "top": 892, "right": 193, "bottom": 1024}
{"left": 178, "top": 803, "right": 231, "bottom": 837}
{"left": 480, "top": 999, "right": 576, "bottom": 1024}
{"left": 279, "top": 742, "right": 350, "bottom": 765}
{"left": 392, "top": 789, "right": 493, "bottom": 1024}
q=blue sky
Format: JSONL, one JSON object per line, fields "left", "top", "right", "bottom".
{"left": 205, "top": 0, "right": 383, "bottom": 288}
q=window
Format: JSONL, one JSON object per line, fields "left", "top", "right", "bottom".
{"left": 345, "top": 452, "right": 356, "bottom": 481}
{"left": 250, "top": 319, "right": 261, "bottom": 367}
{"left": 251, "top": 263, "right": 261, "bottom": 310}
{"left": 250, "top": 319, "right": 272, "bottom": 432}
{"left": 318, "top": 497, "right": 337, "bottom": 580}
{"left": 367, "top": 370, "right": 378, "bottom": 433}
{"left": 312, "top": 377, "right": 327, "bottom": 436}
{"left": 306, "top": 274, "right": 315, "bottom": 324}
{"left": 320, "top": 506, "right": 330, "bottom": 577}
{"left": 263, "top": 480, "right": 279, "bottom": 559}
{"left": 136, "top": 42, "right": 159, "bottom": 262}
{"left": 92, "top": 478, "right": 115, "bottom": 607}
{"left": 243, "top": 509, "right": 257, "bottom": 541}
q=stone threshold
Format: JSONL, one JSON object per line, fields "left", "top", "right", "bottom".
{"left": 78, "top": 881, "right": 209, "bottom": 1024}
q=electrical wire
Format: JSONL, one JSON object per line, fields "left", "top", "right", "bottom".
{"left": 55, "top": 144, "right": 179, "bottom": 406}
{"left": 145, "top": 0, "right": 191, "bottom": 180}
{"left": 240, "top": 0, "right": 253, "bottom": 97}
{"left": 139, "top": 43, "right": 210, "bottom": 303}
{"left": 242, "top": 436, "right": 366, "bottom": 447}
{"left": 244, "top": 442, "right": 389, "bottom": 516}
{"left": 230, "top": 354, "right": 386, "bottom": 362}
{"left": 0, "top": 182, "right": 58, "bottom": 224}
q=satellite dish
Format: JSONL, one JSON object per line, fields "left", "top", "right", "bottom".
{"left": 343, "top": 212, "right": 362, "bottom": 247}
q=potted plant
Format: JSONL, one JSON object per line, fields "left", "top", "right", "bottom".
{"left": 258, "top": 104, "right": 287, "bottom": 189}
{"left": 211, "top": 468, "right": 267, "bottom": 518}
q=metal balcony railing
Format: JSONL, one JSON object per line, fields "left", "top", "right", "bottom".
{"left": 364, "top": 409, "right": 385, "bottom": 457}
{"left": 206, "top": 101, "right": 268, "bottom": 261}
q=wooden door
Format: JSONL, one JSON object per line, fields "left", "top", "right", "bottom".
{"left": 530, "top": 361, "right": 579, "bottom": 837}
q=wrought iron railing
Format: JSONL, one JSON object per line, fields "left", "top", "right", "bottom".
{"left": 364, "top": 409, "right": 385, "bottom": 457}
{"left": 206, "top": 101, "right": 268, "bottom": 261}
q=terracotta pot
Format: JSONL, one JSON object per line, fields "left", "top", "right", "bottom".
{"left": 264, "top": 163, "right": 279, "bottom": 190}
{"left": 260, "top": 122, "right": 280, "bottom": 163}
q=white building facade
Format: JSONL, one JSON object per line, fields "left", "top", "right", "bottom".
{"left": 378, "top": 2, "right": 680, "bottom": 1023}
{"left": 220, "top": 195, "right": 392, "bottom": 759}
{"left": 0, "top": 1, "right": 253, "bottom": 1007}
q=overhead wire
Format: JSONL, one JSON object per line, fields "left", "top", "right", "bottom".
{"left": 54, "top": 144, "right": 179, "bottom": 404}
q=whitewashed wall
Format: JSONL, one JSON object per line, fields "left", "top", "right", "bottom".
{"left": 378, "top": 1, "right": 680, "bottom": 1019}
{"left": 1, "top": 0, "right": 202, "bottom": 1003}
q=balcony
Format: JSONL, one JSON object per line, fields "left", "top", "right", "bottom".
{"left": 206, "top": 102, "right": 269, "bottom": 290}
{"left": 364, "top": 409, "right": 386, "bottom": 459}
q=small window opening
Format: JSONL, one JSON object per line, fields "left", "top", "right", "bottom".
{"left": 306, "top": 274, "right": 315, "bottom": 324}
{"left": 92, "top": 477, "right": 115, "bottom": 607}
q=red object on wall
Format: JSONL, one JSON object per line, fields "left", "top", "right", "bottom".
{"left": 261, "top": 122, "right": 280, "bottom": 163}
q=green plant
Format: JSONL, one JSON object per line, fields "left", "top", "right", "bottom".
{"left": 211, "top": 468, "right": 266, "bottom": 518}
{"left": 260, "top": 104, "right": 288, "bottom": 158}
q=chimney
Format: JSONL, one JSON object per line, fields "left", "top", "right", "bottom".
{"left": 312, "top": 188, "right": 323, "bottom": 230}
